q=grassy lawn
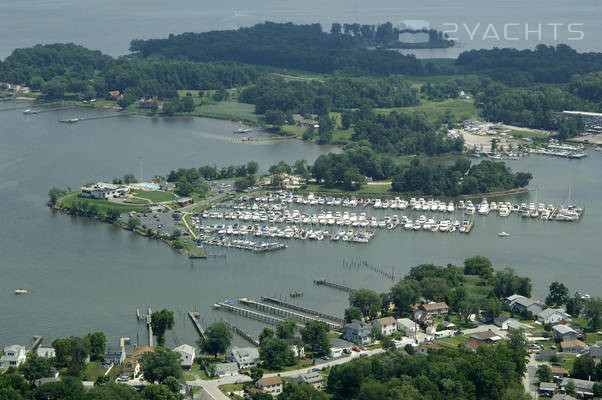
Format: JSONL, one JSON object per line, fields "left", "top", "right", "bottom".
{"left": 60, "top": 192, "right": 146, "bottom": 213}
{"left": 195, "top": 101, "right": 259, "bottom": 123}
{"left": 375, "top": 98, "right": 478, "bottom": 124}
{"left": 437, "top": 335, "right": 468, "bottom": 349}
{"left": 219, "top": 383, "right": 246, "bottom": 393}
{"left": 183, "top": 374, "right": 196, "bottom": 381}
{"left": 298, "top": 183, "right": 394, "bottom": 196}
{"left": 558, "top": 355, "right": 576, "bottom": 371}
{"left": 584, "top": 332, "right": 602, "bottom": 344}
{"left": 81, "top": 361, "right": 109, "bottom": 382}
{"left": 262, "top": 359, "right": 314, "bottom": 374}
{"left": 130, "top": 189, "right": 177, "bottom": 203}
{"left": 506, "top": 130, "right": 549, "bottom": 139}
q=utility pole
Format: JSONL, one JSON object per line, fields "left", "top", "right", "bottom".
{"left": 138, "top": 156, "right": 143, "bottom": 183}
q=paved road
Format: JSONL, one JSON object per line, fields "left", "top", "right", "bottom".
{"left": 523, "top": 353, "right": 539, "bottom": 399}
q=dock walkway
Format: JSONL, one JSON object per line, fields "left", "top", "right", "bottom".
{"left": 313, "top": 279, "right": 355, "bottom": 293}
{"left": 222, "top": 319, "right": 259, "bottom": 346}
{"left": 188, "top": 311, "right": 206, "bottom": 339}
{"left": 239, "top": 298, "right": 341, "bottom": 330}
{"left": 261, "top": 296, "right": 344, "bottom": 324}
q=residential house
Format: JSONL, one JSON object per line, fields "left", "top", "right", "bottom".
{"left": 104, "top": 345, "right": 126, "bottom": 365}
{"left": 465, "top": 337, "right": 484, "bottom": 350}
{"left": 504, "top": 294, "right": 543, "bottom": 315}
{"left": 290, "top": 371, "right": 324, "bottom": 390}
{"left": 560, "top": 378, "right": 595, "bottom": 398}
{"left": 138, "top": 98, "right": 163, "bottom": 109}
{"left": 122, "top": 357, "right": 140, "bottom": 377}
{"left": 469, "top": 330, "right": 502, "bottom": 345}
{"left": 415, "top": 343, "right": 441, "bottom": 355}
{"left": 36, "top": 347, "right": 56, "bottom": 359}
{"left": 494, "top": 315, "right": 511, "bottom": 329}
{"left": 411, "top": 309, "right": 434, "bottom": 329}
{"left": 397, "top": 318, "right": 418, "bottom": 336}
{"left": 0, "top": 345, "right": 26, "bottom": 368}
{"left": 372, "top": 316, "right": 397, "bottom": 336}
{"left": 588, "top": 343, "right": 602, "bottom": 359}
{"left": 286, "top": 338, "right": 304, "bottom": 359}
{"left": 419, "top": 302, "right": 449, "bottom": 316}
{"left": 329, "top": 339, "right": 353, "bottom": 358}
{"left": 439, "top": 321, "right": 456, "bottom": 330}
{"left": 342, "top": 320, "right": 372, "bottom": 345}
{"left": 553, "top": 325, "right": 577, "bottom": 342}
{"left": 132, "top": 345, "right": 156, "bottom": 359}
{"left": 538, "top": 308, "right": 571, "bottom": 325}
{"left": 506, "top": 319, "right": 530, "bottom": 331}
{"left": 214, "top": 362, "right": 239, "bottom": 378}
{"left": 256, "top": 376, "right": 283, "bottom": 396}
{"left": 536, "top": 350, "right": 562, "bottom": 362}
{"left": 291, "top": 114, "right": 319, "bottom": 128}
{"left": 106, "top": 90, "right": 121, "bottom": 100}
{"left": 560, "top": 340, "right": 588, "bottom": 354}
{"left": 540, "top": 382, "right": 557, "bottom": 398}
{"left": 174, "top": 344, "right": 196, "bottom": 369}
{"left": 226, "top": 346, "right": 260, "bottom": 369}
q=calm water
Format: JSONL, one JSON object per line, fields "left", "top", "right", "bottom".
{"left": 0, "top": 102, "right": 600, "bottom": 349}
{"left": 0, "top": 0, "right": 601, "bottom": 59}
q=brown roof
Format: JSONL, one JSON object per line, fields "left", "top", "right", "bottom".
{"left": 561, "top": 340, "right": 587, "bottom": 348}
{"left": 471, "top": 330, "right": 499, "bottom": 341}
{"left": 551, "top": 367, "right": 569, "bottom": 375}
{"left": 123, "top": 357, "right": 138, "bottom": 372}
{"left": 421, "top": 302, "right": 449, "bottom": 311}
{"left": 374, "top": 316, "right": 397, "bottom": 325}
{"left": 260, "top": 376, "right": 283, "bottom": 386}
{"left": 132, "top": 345, "right": 156, "bottom": 358}
{"left": 466, "top": 338, "right": 482, "bottom": 349}
{"left": 423, "top": 343, "right": 441, "bottom": 350}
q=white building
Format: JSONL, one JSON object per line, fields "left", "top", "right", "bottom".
{"left": 397, "top": 318, "right": 418, "bottom": 336}
{"left": 226, "top": 346, "right": 259, "bottom": 369}
{"left": 80, "top": 182, "right": 130, "bottom": 200}
{"left": 373, "top": 316, "right": 397, "bottom": 336}
{"left": 537, "top": 308, "right": 571, "bottom": 325}
{"left": 214, "top": 362, "right": 239, "bottom": 377}
{"left": 36, "top": 347, "right": 56, "bottom": 359}
{"left": 256, "top": 376, "right": 283, "bottom": 396}
{"left": 173, "top": 344, "right": 196, "bottom": 369}
{"left": 1, "top": 345, "right": 26, "bottom": 368}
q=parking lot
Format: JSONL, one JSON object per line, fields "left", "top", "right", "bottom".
{"left": 122, "top": 209, "right": 188, "bottom": 237}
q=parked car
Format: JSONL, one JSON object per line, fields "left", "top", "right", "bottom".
{"left": 352, "top": 347, "right": 361, "bottom": 352}
{"left": 320, "top": 355, "right": 330, "bottom": 360}
{"left": 360, "top": 353, "right": 369, "bottom": 357}
{"left": 343, "top": 349, "right": 352, "bottom": 354}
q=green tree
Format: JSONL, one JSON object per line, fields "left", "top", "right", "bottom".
{"left": 87, "top": 382, "right": 139, "bottom": 399}
{"left": 164, "top": 376, "right": 180, "bottom": 393}
{"left": 546, "top": 282, "right": 570, "bottom": 307}
{"left": 566, "top": 297, "right": 584, "bottom": 317}
{"left": 86, "top": 332, "right": 106, "bottom": 361}
{"left": 246, "top": 161, "right": 259, "bottom": 175}
{"left": 463, "top": 256, "right": 494, "bottom": 280}
{"left": 349, "top": 289, "right": 382, "bottom": 320}
{"left": 300, "top": 321, "right": 330, "bottom": 357}
{"left": 139, "top": 347, "right": 183, "bottom": 384}
{"left": 341, "top": 112, "right": 352, "bottom": 129}
{"left": 197, "top": 322, "right": 232, "bottom": 359}
{"left": 105, "top": 208, "right": 121, "bottom": 222}
{"left": 150, "top": 309, "right": 175, "bottom": 347}
{"left": 258, "top": 334, "right": 295, "bottom": 370}
{"left": 572, "top": 356, "right": 596, "bottom": 379}
{"left": 390, "top": 279, "right": 422, "bottom": 315}
{"left": 175, "top": 180, "right": 193, "bottom": 196}
{"left": 344, "top": 306, "right": 363, "bottom": 323}
{"left": 276, "top": 318, "right": 297, "bottom": 339}
{"left": 481, "top": 297, "right": 503, "bottom": 321}
{"left": 249, "top": 366, "right": 264, "bottom": 383}
{"left": 47, "top": 187, "right": 66, "bottom": 206}
{"left": 584, "top": 297, "right": 602, "bottom": 331}
{"left": 182, "top": 95, "right": 194, "bottom": 112}
{"left": 264, "top": 110, "right": 285, "bottom": 126}
{"left": 127, "top": 217, "right": 141, "bottom": 230}
{"left": 19, "top": 352, "right": 52, "bottom": 384}
{"left": 279, "top": 382, "right": 329, "bottom": 399}
{"left": 536, "top": 364, "right": 552, "bottom": 383}
{"left": 140, "top": 383, "right": 182, "bottom": 400}
{"left": 565, "top": 379, "right": 577, "bottom": 396}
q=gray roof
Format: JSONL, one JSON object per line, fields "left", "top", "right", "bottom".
{"left": 538, "top": 308, "right": 569, "bottom": 319}
{"left": 345, "top": 320, "right": 371, "bottom": 331}
{"left": 106, "top": 345, "right": 124, "bottom": 354}
{"left": 540, "top": 382, "right": 557, "bottom": 390}
{"left": 330, "top": 338, "right": 353, "bottom": 349}
{"left": 514, "top": 297, "right": 538, "bottom": 308}
{"left": 290, "top": 371, "right": 323, "bottom": 385}
{"left": 215, "top": 362, "right": 238, "bottom": 374}
{"left": 397, "top": 318, "right": 416, "bottom": 329}
{"left": 506, "top": 319, "right": 527, "bottom": 330}
{"left": 229, "top": 346, "right": 259, "bottom": 362}
{"left": 560, "top": 377, "right": 595, "bottom": 391}
{"left": 588, "top": 345, "right": 602, "bottom": 358}
{"left": 552, "top": 324, "right": 575, "bottom": 334}
{"left": 494, "top": 315, "right": 510, "bottom": 325}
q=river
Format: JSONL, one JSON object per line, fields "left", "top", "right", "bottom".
{"left": 0, "top": 101, "right": 600, "bottom": 349}
{"left": 0, "top": 0, "right": 601, "bottom": 59}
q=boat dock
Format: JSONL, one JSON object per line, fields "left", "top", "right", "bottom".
{"left": 239, "top": 297, "right": 341, "bottom": 329}
{"left": 188, "top": 311, "right": 206, "bottom": 339}
{"left": 28, "top": 335, "right": 44, "bottom": 352}
{"left": 313, "top": 279, "right": 356, "bottom": 293}
{"left": 214, "top": 301, "right": 289, "bottom": 326}
{"left": 222, "top": 319, "right": 259, "bottom": 346}
{"left": 261, "top": 296, "right": 344, "bottom": 324}
{"left": 460, "top": 220, "right": 474, "bottom": 234}
{"left": 137, "top": 307, "right": 154, "bottom": 346}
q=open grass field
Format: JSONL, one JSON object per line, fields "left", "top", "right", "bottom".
{"left": 299, "top": 182, "right": 394, "bottom": 196}
{"left": 195, "top": 101, "right": 259, "bottom": 123}
{"left": 130, "top": 189, "right": 177, "bottom": 203}
{"left": 437, "top": 335, "right": 468, "bottom": 349}
{"left": 375, "top": 98, "right": 478, "bottom": 124}
{"left": 60, "top": 192, "right": 146, "bottom": 213}
{"left": 81, "top": 361, "right": 108, "bottom": 382}
{"left": 506, "top": 130, "right": 549, "bottom": 139}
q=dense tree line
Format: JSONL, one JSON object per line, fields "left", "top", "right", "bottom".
{"left": 391, "top": 158, "right": 532, "bottom": 196}
{"left": 569, "top": 71, "right": 602, "bottom": 104}
{"left": 0, "top": 43, "right": 263, "bottom": 100}
{"left": 129, "top": 22, "right": 443, "bottom": 76}
{"left": 456, "top": 44, "right": 602, "bottom": 85}
{"left": 240, "top": 76, "right": 418, "bottom": 115}
{"left": 326, "top": 332, "right": 531, "bottom": 400}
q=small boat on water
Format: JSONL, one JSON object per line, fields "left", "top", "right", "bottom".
{"left": 14, "top": 289, "right": 28, "bottom": 294}
{"left": 498, "top": 232, "right": 510, "bottom": 237}
{"left": 23, "top": 108, "right": 37, "bottom": 115}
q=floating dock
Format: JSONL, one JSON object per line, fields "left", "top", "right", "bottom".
{"left": 313, "top": 279, "right": 355, "bottom": 293}
{"left": 222, "top": 319, "right": 259, "bottom": 346}
{"left": 239, "top": 298, "right": 341, "bottom": 330}
{"left": 261, "top": 296, "right": 344, "bottom": 324}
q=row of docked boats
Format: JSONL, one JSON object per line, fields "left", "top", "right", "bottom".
{"left": 463, "top": 198, "right": 583, "bottom": 221}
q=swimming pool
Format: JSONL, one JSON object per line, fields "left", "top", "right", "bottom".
{"left": 137, "top": 183, "right": 161, "bottom": 190}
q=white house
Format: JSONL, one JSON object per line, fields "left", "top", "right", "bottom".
{"left": 553, "top": 324, "right": 577, "bottom": 342}
{"left": 36, "top": 347, "right": 56, "bottom": 359}
{"left": 214, "top": 362, "right": 239, "bottom": 377}
{"left": 329, "top": 339, "right": 353, "bottom": 358}
{"left": 537, "top": 308, "right": 571, "bottom": 325}
{"left": 373, "top": 316, "right": 397, "bottom": 336}
{"left": 226, "top": 346, "right": 259, "bottom": 369}
{"left": 174, "top": 344, "right": 196, "bottom": 369}
{"left": 0, "top": 345, "right": 26, "bottom": 368}
{"left": 286, "top": 338, "right": 305, "bottom": 359}
{"left": 342, "top": 320, "right": 372, "bottom": 345}
{"left": 397, "top": 318, "right": 418, "bottom": 336}
{"left": 256, "top": 376, "right": 283, "bottom": 396}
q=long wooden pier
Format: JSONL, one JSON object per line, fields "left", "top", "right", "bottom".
{"left": 239, "top": 298, "right": 341, "bottom": 330}
{"left": 222, "top": 319, "right": 259, "bottom": 346}
{"left": 28, "top": 336, "right": 44, "bottom": 351}
{"left": 146, "top": 307, "right": 154, "bottom": 347}
{"left": 188, "top": 311, "right": 206, "bottom": 339}
{"left": 261, "top": 296, "right": 344, "bottom": 324}
{"left": 215, "top": 301, "right": 288, "bottom": 326}
{"left": 313, "top": 279, "right": 355, "bottom": 293}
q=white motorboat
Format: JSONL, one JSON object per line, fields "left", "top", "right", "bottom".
{"left": 498, "top": 232, "right": 510, "bottom": 237}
